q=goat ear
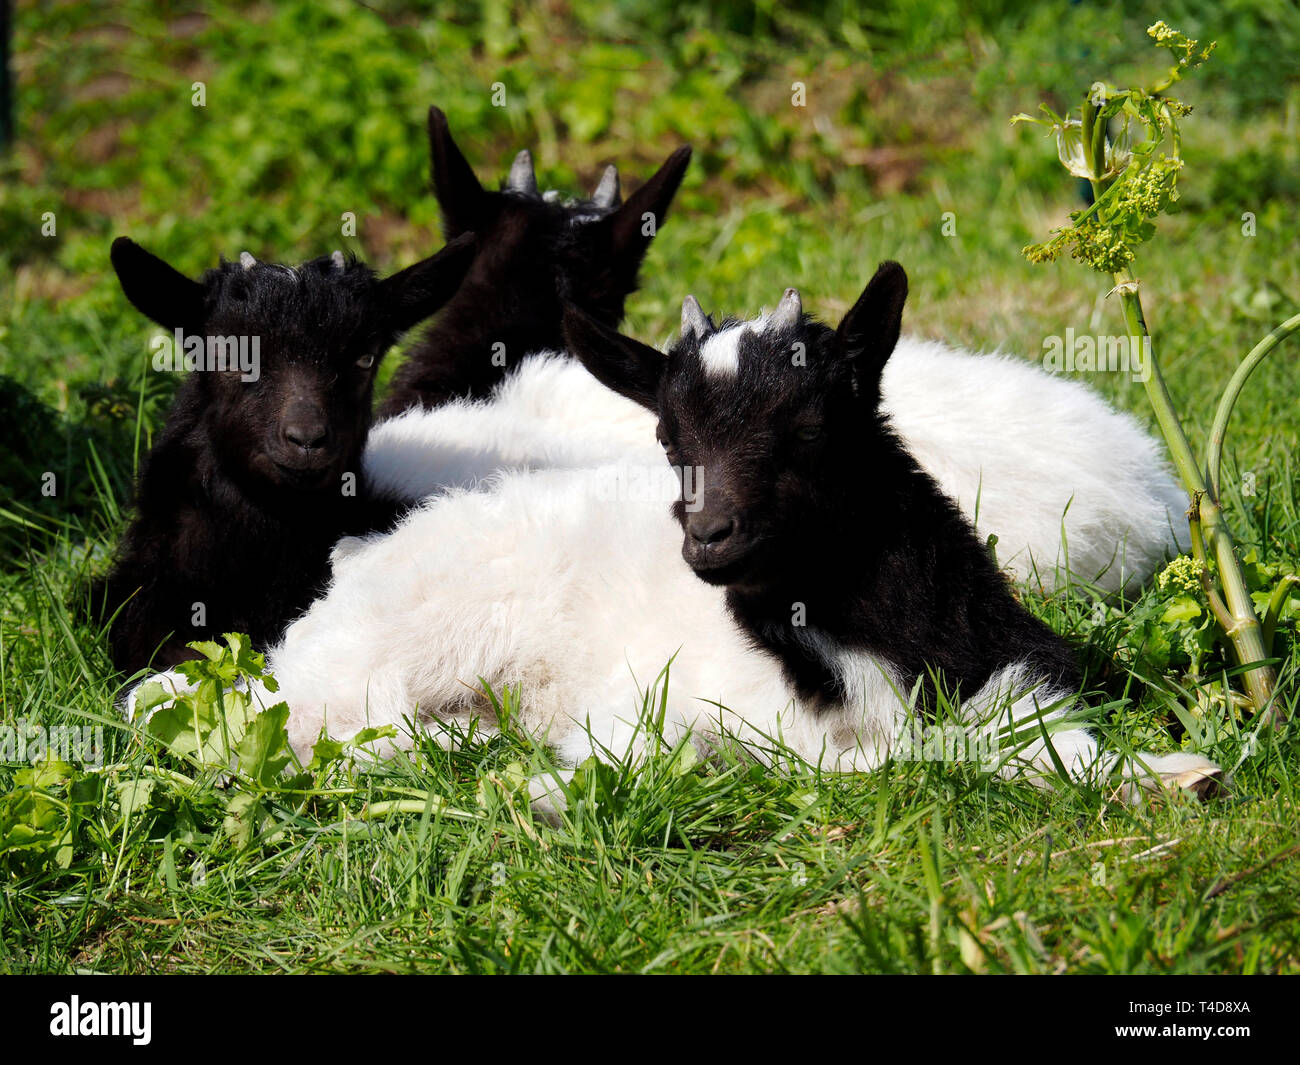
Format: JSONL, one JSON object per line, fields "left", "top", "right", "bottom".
{"left": 377, "top": 232, "right": 478, "bottom": 335}
{"left": 110, "top": 238, "right": 206, "bottom": 331}
{"left": 428, "top": 106, "right": 490, "bottom": 239}
{"left": 562, "top": 302, "right": 665, "bottom": 411}
{"left": 606, "top": 146, "right": 692, "bottom": 269}
{"left": 836, "top": 261, "right": 908, "bottom": 385}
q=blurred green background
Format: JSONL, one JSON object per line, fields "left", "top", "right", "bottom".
{"left": 1, "top": 0, "right": 1298, "bottom": 546}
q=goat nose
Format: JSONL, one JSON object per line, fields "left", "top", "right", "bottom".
{"left": 282, "top": 415, "right": 328, "bottom": 451}
{"left": 688, "top": 513, "right": 736, "bottom": 546}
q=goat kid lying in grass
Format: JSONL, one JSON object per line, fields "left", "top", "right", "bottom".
{"left": 363, "top": 117, "right": 1185, "bottom": 593}
{"left": 133, "top": 266, "right": 1219, "bottom": 805}
{"left": 93, "top": 234, "right": 476, "bottom": 676}
{"left": 561, "top": 267, "right": 1218, "bottom": 799}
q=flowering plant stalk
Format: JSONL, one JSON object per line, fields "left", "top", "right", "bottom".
{"left": 1014, "top": 22, "right": 1299, "bottom": 722}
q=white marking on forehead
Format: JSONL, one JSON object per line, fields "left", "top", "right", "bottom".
{"left": 698, "top": 313, "right": 771, "bottom": 379}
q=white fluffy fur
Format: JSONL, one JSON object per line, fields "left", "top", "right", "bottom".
{"left": 271, "top": 467, "right": 793, "bottom": 765}
{"left": 880, "top": 337, "right": 1189, "bottom": 592}
{"left": 363, "top": 353, "right": 653, "bottom": 499}
{"left": 129, "top": 464, "right": 1216, "bottom": 801}
{"left": 363, "top": 340, "right": 1188, "bottom": 593}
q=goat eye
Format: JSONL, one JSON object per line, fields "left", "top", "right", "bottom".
{"left": 659, "top": 437, "right": 670, "bottom": 451}
{"left": 356, "top": 353, "right": 376, "bottom": 370}
{"left": 795, "top": 425, "right": 823, "bottom": 442}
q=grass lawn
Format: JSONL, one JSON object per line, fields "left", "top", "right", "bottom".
{"left": 1, "top": 0, "right": 1298, "bottom": 974}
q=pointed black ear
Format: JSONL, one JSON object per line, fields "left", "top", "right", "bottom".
{"left": 110, "top": 237, "right": 206, "bottom": 331}
{"left": 428, "top": 106, "right": 490, "bottom": 239}
{"left": 607, "top": 146, "right": 692, "bottom": 270}
{"left": 562, "top": 302, "right": 666, "bottom": 411}
{"left": 378, "top": 232, "right": 477, "bottom": 334}
{"left": 836, "top": 261, "right": 908, "bottom": 386}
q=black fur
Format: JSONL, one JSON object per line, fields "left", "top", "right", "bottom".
{"left": 563, "top": 264, "right": 1081, "bottom": 711}
{"left": 94, "top": 234, "right": 475, "bottom": 674}
{"left": 379, "top": 106, "right": 691, "bottom": 416}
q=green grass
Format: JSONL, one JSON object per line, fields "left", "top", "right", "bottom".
{"left": 1, "top": 0, "right": 1299, "bottom": 973}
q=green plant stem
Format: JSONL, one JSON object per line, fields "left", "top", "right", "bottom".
{"left": 356, "top": 798, "right": 478, "bottom": 821}
{"left": 1263, "top": 575, "right": 1300, "bottom": 654}
{"left": 1187, "top": 510, "right": 1235, "bottom": 633}
{"left": 1110, "top": 269, "right": 1204, "bottom": 494}
{"left": 1086, "top": 98, "right": 1107, "bottom": 180}
{"left": 96, "top": 764, "right": 198, "bottom": 789}
{"left": 1108, "top": 267, "right": 1277, "bottom": 717}
{"left": 1207, "top": 311, "right": 1300, "bottom": 499}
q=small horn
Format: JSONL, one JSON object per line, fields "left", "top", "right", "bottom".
{"left": 592, "top": 165, "right": 621, "bottom": 208}
{"left": 681, "top": 295, "right": 710, "bottom": 340}
{"left": 239, "top": 251, "right": 256, "bottom": 270}
{"left": 330, "top": 250, "right": 345, "bottom": 272}
{"left": 772, "top": 288, "right": 802, "bottom": 331}
{"left": 507, "top": 149, "right": 538, "bottom": 195}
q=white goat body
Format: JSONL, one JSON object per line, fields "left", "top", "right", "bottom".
{"left": 137, "top": 462, "right": 1214, "bottom": 801}
{"left": 364, "top": 340, "right": 1188, "bottom": 592}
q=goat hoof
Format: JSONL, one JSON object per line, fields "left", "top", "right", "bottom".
{"left": 1157, "top": 754, "right": 1224, "bottom": 801}
{"left": 122, "top": 669, "right": 197, "bottom": 723}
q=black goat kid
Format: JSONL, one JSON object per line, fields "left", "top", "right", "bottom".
{"left": 379, "top": 106, "right": 691, "bottom": 415}
{"left": 94, "top": 234, "right": 475, "bottom": 674}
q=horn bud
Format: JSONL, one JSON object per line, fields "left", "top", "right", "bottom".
{"left": 592, "top": 165, "right": 621, "bottom": 208}
{"left": 772, "top": 287, "right": 802, "bottom": 331}
{"left": 681, "top": 295, "right": 710, "bottom": 340}
{"left": 507, "top": 149, "right": 538, "bottom": 196}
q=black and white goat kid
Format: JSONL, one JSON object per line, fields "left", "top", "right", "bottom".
{"left": 94, "top": 234, "right": 475, "bottom": 674}
{"left": 562, "top": 264, "right": 1220, "bottom": 798}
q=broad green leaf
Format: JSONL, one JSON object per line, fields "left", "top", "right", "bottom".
{"left": 15, "top": 759, "right": 74, "bottom": 789}
{"left": 222, "top": 791, "right": 266, "bottom": 849}
{"left": 1161, "top": 596, "right": 1204, "bottom": 624}
{"left": 236, "top": 702, "right": 292, "bottom": 787}
{"left": 116, "top": 777, "right": 156, "bottom": 820}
